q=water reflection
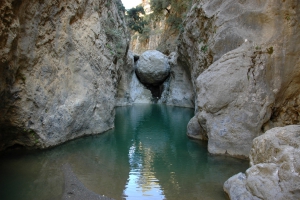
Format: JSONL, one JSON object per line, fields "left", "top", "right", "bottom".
{"left": 0, "top": 104, "right": 248, "bottom": 200}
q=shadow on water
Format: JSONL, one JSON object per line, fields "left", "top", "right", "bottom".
{"left": 0, "top": 104, "right": 248, "bottom": 200}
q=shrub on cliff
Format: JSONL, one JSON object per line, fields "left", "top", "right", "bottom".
{"left": 126, "top": 5, "right": 147, "bottom": 33}
{"left": 150, "top": 0, "right": 192, "bottom": 31}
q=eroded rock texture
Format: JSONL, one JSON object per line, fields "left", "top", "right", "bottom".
{"left": 224, "top": 125, "right": 300, "bottom": 200}
{"left": 0, "top": 0, "right": 129, "bottom": 150}
{"left": 159, "top": 52, "right": 195, "bottom": 108}
{"left": 180, "top": 0, "right": 300, "bottom": 157}
{"left": 136, "top": 50, "right": 170, "bottom": 86}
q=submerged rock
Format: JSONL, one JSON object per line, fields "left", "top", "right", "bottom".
{"left": 224, "top": 125, "right": 300, "bottom": 200}
{"left": 136, "top": 50, "right": 170, "bottom": 86}
{"left": 62, "top": 164, "right": 114, "bottom": 200}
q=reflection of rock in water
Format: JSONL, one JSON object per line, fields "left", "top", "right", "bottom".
{"left": 62, "top": 164, "right": 114, "bottom": 200}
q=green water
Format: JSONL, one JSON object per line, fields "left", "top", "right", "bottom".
{"left": 0, "top": 104, "right": 248, "bottom": 200}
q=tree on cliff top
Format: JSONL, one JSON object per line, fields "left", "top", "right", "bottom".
{"left": 126, "top": 5, "right": 147, "bottom": 33}
{"left": 150, "top": 0, "right": 192, "bottom": 30}
{"left": 150, "top": 0, "right": 171, "bottom": 14}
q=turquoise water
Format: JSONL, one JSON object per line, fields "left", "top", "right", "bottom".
{"left": 0, "top": 104, "right": 248, "bottom": 200}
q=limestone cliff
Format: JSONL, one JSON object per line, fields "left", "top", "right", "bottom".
{"left": 129, "top": 0, "right": 191, "bottom": 55}
{"left": 129, "top": 0, "right": 171, "bottom": 54}
{"left": 181, "top": 0, "right": 300, "bottom": 158}
{"left": 130, "top": 16, "right": 178, "bottom": 55}
{"left": 0, "top": 0, "right": 129, "bottom": 150}
{"left": 224, "top": 126, "right": 300, "bottom": 200}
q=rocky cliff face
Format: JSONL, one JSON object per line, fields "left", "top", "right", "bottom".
{"left": 224, "top": 125, "right": 300, "bottom": 200}
{"left": 129, "top": 0, "right": 190, "bottom": 55}
{"left": 130, "top": 18, "right": 179, "bottom": 55}
{"left": 0, "top": 0, "right": 129, "bottom": 150}
{"left": 129, "top": 0, "right": 168, "bottom": 54}
{"left": 181, "top": 0, "right": 300, "bottom": 158}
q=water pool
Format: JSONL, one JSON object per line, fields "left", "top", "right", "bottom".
{"left": 0, "top": 104, "right": 248, "bottom": 200}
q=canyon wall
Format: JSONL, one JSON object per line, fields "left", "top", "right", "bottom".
{"left": 129, "top": 0, "right": 190, "bottom": 55}
{"left": 0, "top": 0, "right": 129, "bottom": 150}
{"left": 177, "top": 0, "right": 300, "bottom": 198}
{"left": 181, "top": 0, "right": 300, "bottom": 158}
{"left": 130, "top": 18, "right": 179, "bottom": 55}
{"left": 129, "top": 0, "right": 172, "bottom": 55}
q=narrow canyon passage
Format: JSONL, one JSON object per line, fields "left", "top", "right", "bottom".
{"left": 0, "top": 105, "right": 248, "bottom": 200}
{"left": 1, "top": 0, "right": 299, "bottom": 199}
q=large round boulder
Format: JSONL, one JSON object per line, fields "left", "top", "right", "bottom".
{"left": 135, "top": 50, "right": 170, "bottom": 86}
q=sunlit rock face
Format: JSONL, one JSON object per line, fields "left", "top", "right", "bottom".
{"left": 224, "top": 125, "right": 300, "bottom": 200}
{"left": 180, "top": 0, "right": 300, "bottom": 158}
{"left": 0, "top": 0, "right": 129, "bottom": 150}
{"left": 195, "top": 48, "right": 274, "bottom": 158}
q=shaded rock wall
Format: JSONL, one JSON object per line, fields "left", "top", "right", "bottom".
{"left": 181, "top": 0, "right": 300, "bottom": 157}
{"left": 0, "top": 0, "right": 129, "bottom": 150}
{"left": 159, "top": 52, "right": 194, "bottom": 108}
{"left": 115, "top": 51, "right": 136, "bottom": 106}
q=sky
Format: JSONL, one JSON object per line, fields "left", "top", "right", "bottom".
{"left": 121, "top": 0, "right": 142, "bottom": 9}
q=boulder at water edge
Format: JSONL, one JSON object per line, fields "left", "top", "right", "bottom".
{"left": 224, "top": 125, "right": 300, "bottom": 200}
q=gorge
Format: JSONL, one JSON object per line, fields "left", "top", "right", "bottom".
{"left": 0, "top": 0, "right": 300, "bottom": 199}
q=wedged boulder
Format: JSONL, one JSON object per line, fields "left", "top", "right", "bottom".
{"left": 224, "top": 125, "right": 300, "bottom": 200}
{"left": 135, "top": 50, "right": 170, "bottom": 86}
{"left": 128, "top": 51, "right": 194, "bottom": 107}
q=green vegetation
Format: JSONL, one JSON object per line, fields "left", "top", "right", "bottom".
{"left": 126, "top": 0, "right": 192, "bottom": 34}
{"left": 115, "top": 0, "right": 126, "bottom": 18}
{"left": 126, "top": 0, "right": 192, "bottom": 53}
{"left": 201, "top": 45, "right": 208, "bottom": 53}
{"left": 285, "top": 15, "right": 290, "bottom": 20}
{"left": 115, "top": 0, "right": 125, "bottom": 13}
{"left": 150, "top": 0, "right": 192, "bottom": 30}
{"left": 126, "top": 5, "right": 147, "bottom": 33}
{"left": 139, "top": 26, "right": 151, "bottom": 41}
{"left": 20, "top": 73, "right": 26, "bottom": 83}
{"left": 104, "top": 1, "right": 128, "bottom": 60}
{"left": 266, "top": 46, "right": 274, "bottom": 55}
{"left": 23, "top": 128, "right": 39, "bottom": 145}
{"left": 150, "top": 0, "right": 171, "bottom": 14}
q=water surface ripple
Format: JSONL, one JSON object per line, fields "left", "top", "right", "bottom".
{"left": 0, "top": 104, "right": 248, "bottom": 200}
